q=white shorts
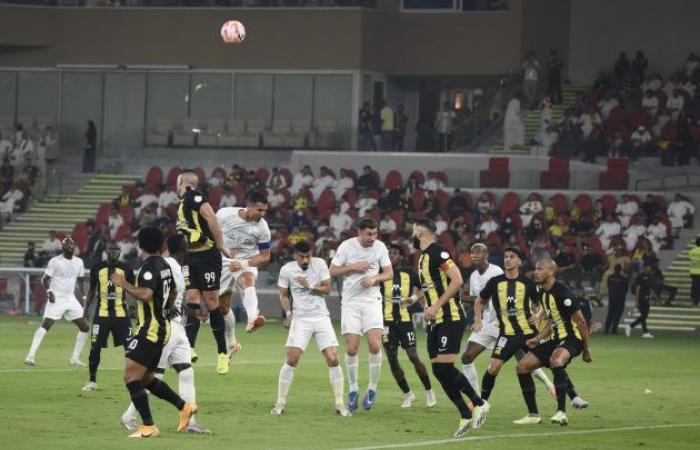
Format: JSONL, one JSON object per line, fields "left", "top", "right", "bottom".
{"left": 158, "top": 320, "right": 190, "bottom": 368}
{"left": 467, "top": 324, "right": 500, "bottom": 350}
{"left": 286, "top": 316, "right": 339, "bottom": 352}
{"left": 43, "top": 296, "right": 83, "bottom": 322}
{"left": 341, "top": 300, "right": 383, "bottom": 336}
{"left": 220, "top": 265, "right": 258, "bottom": 296}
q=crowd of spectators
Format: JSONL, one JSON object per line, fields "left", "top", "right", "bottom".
{"left": 532, "top": 51, "right": 700, "bottom": 164}
{"left": 23, "top": 163, "right": 693, "bottom": 309}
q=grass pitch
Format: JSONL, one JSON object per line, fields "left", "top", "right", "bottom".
{"left": 1, "top": 315, "right": 698, "bottom": 450}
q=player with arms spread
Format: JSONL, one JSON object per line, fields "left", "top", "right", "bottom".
{"left": 82, "top": 240, "right": 135, "bottom": 391}
{"left": 272, "top": 241, "right": 350, "bottom": 417}
{"left": 517, "top": 258, "right": 593, "bottom": 426}
{"left": 217, "top": 191, "right": 271, "bottom": 360}
{"left": 25, "top": 236, "right": 90, "bottom": 367}
{"left": 112, "top": 227, "right": 196, "bottom": 438}
{"left": 381, "top": 244, "right": 436, "bottom": 408}
{"left": 412, "top": 219, "right": 490, "bottom": 438}
{"left": 329, "top": 218, "right": 393, "bottom": 412}
{"left": 176, "top": 170, "right": 232, "bottom": 375}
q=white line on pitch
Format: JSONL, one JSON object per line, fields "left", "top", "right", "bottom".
{"left": 340, "top": 423, "right": 700, "bottom": 450}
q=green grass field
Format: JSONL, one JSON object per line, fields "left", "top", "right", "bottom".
{"left": 1, "top": 315, "right": 699, "bottom": 450}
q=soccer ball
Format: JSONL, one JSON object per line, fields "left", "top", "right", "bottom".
{"left": 221, "top": 20, "right": 246, "bottom": 45}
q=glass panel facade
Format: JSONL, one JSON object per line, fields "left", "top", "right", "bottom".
{"left": 313, "top": 75, "right": 352, "bottom": 147}
{"left": 0, "top": 72, "right": 16, "bottom": 123}
{"left": 234, "top": 74, "right": 273, "bottom": 124}
{"left": 273, "top": 74, "right": 313, "bottom": 121}
{"left": 146, "top": 72, "right": 189, "bottom": 130}
{"left": 190, "top": 73, "right": 233, "bottom": 120}
{"left": 103, "top": 72, "right": 146, "bottom": 150}
{"left": 59, "top": 72, "right": 103, "bottom": 149}
{"left": 17, "top": 71, "right": 58, "bottom": 125}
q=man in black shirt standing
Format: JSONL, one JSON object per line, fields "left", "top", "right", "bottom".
{"left": 626, "top": 263, "right": 656, "bottom": 338}
{"left": 605, "top": 264, "right": 628, "bottom": 334}
{"left": 547, "top": 49, "right": 564, "bottom": 104}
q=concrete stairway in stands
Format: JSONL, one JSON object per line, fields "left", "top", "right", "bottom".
{"left": 490, "top": 84, "right": 588, "bottom": 154}
{"left": 0, "top": 173, "right": 140, "bottom": 266}
{"left": 662, "top": 229, "right": 700, "bottom": 304}
{"left": 622, "top": 306, "right": 700, "bottom": 334}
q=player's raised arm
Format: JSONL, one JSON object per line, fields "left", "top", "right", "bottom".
{"left": 199, "top": 202, "right": 230, "bottom": 259}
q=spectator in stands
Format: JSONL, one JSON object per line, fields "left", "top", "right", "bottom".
{"left": 133, "top": 186, "right": 158, "bottom": 216}
{"left": 370, "top": 104, "right": 382, "bottom": 151}
{"left": 137, "top": 204, "right": 157, "bottom": 228}
{"left": 649, "top": 258, "right": 677, "bottom": 306}
{"left": 358, "top": 101, "right": 375, "bottom": 151}
{"left": 23, "top": 241, "right": 39, "bottom": 268}
{"left": 519, "top": 193, "right": 543, "bottom": 228}
{"left": 596, "top": 213, "right": 622, "bottom": 250}
{"left": 476, "top": 193, "right": 495, "bottom": 220}
{"left": 38, "top": 125, "right": 57, "bottom": 166}
{"left": 225, "top": 164, "right": 245, "bottom": 189}
{"left": 380, "top": 101, "right": 394, "bottom": 151}
{"left": 116, "top": 185, "right": 134, "bottom": 207}
{"left": 290, "top": 209, "right": 312, "bottom": 230}
{"left": 209, "top": 169, "right": 225, "bottom": 187}
{"left": 478, "top": 213, "right": 498, "bottom": 237}
{"left": 629, "top": 125, "right": 652, "bottom": 161}
{"left": 0, "top": 132, "right": 12, "bottom": 160}
{"left": 598, "top": 93, "right": 619, "bottom": 121}
{"left": 684, "top": 52, "right": 700, "bottom": 77}
{"left": 601, "top": 245, "right": 631, "bottom": 293}
{"left": 525, "top": 214, "right": 546, "bottom": 244}
{"left": 0, "top": 157, "right": 13, "bottom": 191}
{"left": 423, "top": 171, "right": 445, "bottom": 191}
{"left": 652, "top": 109, "right": 671, "bottom": 138}
{"left": 522, "top": 50, "right": 541, "bottom": 109}
{"left": 641, "top": 89, "right": 659, "bottom": 118}
{"left": 615, "top": 194, "right": 639, "bottom": 229}
{"left": 630, "top": 239, "right": 653, "bottom": 274}
{"left": 503, "top": 92, "right": 525, "bottom": 150}
{"left": 219, "top": 186, "right": 237, "bottom": 208}
{"left": 0, "top": 185, "right": 20, "bottom": 221}
{"left": 379, "top": 212, "right": 397, "bottom": 236}
{"left": 11, "top": 130, "right": 34, "bottom": 170}
{"left": 157, "top": 184, "right": 179, "bottom": 216}
{"left": 393, "top": 104, "right": 408, "bottom": 151}
{"left": 19, "top": 158, "right": 40, "bottom": 187}
{"left": 292, "top": 191, "right": 309, "bottom": 211}
{"left": 119, "top": 233, "right": 138, "bottom": 269}
{"left": 624, "top": 215, "right": 647, "bottom": 251}
{"left": 689, "top": 237, "right": 700, "bottom": 306}
{"left": 245, "top": 170, "right": 262, "bottom": 191}
{"left": 548, "top": 215, "right": 569, "bottom": 247}
{"left": 356, "top": 165, "right": 378, "bottom": 192}
{"left": 448, "top": 188, "right": 468, "bottom": 219}
{"left": 631, "top": 50, "right": 648, "bottom": 82}
{"left": 529, "top": 239, "right": 551, "bottom": 269}
{"left": 667, "top": 194, "right": 694, "bottom": 237}
{"left": 333, "top": 168, "right": 354, "bottom": 199}
{"left": 41, "top": 230, "right": 62, "bottom": 256}
{"left": 580, "top": 245, "right": 605, "bottom": 291}
{"left": 265, "top": 167, "right": 285, "bottom": 190}
{"left": 500, "top": 215, "right": 517, "bottom": 242}
{"left": 604, "top": 264, "right": 628, "bottom": 334}
{"left": 608, "top": 130, "right": 627, "bottom": 158}
{"left": 488, "top": 242, "right": 504, "bottom": 267}
{"left": 614, "top": 51, "right": 631, "bottom": 79}
{"left": 415, "top": 114, "right": 435, "bottom": 151}
{"left": 645, "top": 217, "right": 667, "bottom": 253}
{"left": 547, "top": 49, "right": 564, "bottom": 104}
{"left": 356, "top": 190, "right": 377, "bottom": 217}
{"left": 82, "top": 120, "right": 97, "bottom": 173}
{"left": 579, "top": 107, "right": 603, "bottom": 141}
{"left": 310, "top": 166, "right": 336, "bottom": 201}
{"left": 434, "top": 101, "right": 457, "bottom": 151}
{"left": 667, "top": 89, "right": 685, "bottom": 121}
{"left": 434, "top": 213, "right": 448, "bottom": 236}
{"left": 582, "top": 127, "right": 606, "bottom": 163}
{"left": 555, "top": 243, "right": 577, "bottom": 285}
{"left": 641, "top": 194, "right": 661, "bottom": 220}
{"left": 329, "top": 204, "right": 352, "bottom": 239}
{"left": 108, "top": 205, "right": 124, "bottom": 239}
{"left": 289, "top": 165, "right": 314, "bottom": 196}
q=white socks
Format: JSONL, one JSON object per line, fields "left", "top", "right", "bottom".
{"left": 243, "top": 287, "right": 259, "bottom": 323}
{"left": 277, "top": 363, "right": 295, "bottom": 405}
{"left": 462, "top": 363, "right": 480, "bottom": 394}
{"left": 71, "top": 331, "right": 88, "bottom": 361}
{"left": 329, "top": 366, "right": 345, "bottom": 405}
{"left": 179, "top": 367, "right": 197, "bottom": 424}
{"left": 533, "top": 367, "right": 555, "bottom": 390}
{"left": 27, "top": 327, "right": 47, "bottom": 359}
{"left": 224, "top": 309, "right": 237, "bottom": 347}
{"left": 345, "top": 354, "right": 359, "bottom": 393}
{"left": 368, "top": 352, "right": 382, "bottom": 392}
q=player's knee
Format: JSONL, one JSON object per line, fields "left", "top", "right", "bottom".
{"left": 79, "top": 324, "right": 89, "bottom": 333}
{"left": 516, "top": 361, "right": 529, "bottom": 374}
{"left": 41, "top": 319, "right": 53, "bottom": 330}
{"left": 488, "top": 363, "right": 501, "bottom": 376}
{"left": 461, "top": 351, "right": 473, "bottom": 365}
{"left": 286, "top": 357, "right": 299, "bottom": 367}
{"left": 407, "top": 349, "right": 421, "bottom": 365}
{"left": 219, "top": 302, "right": 230, "bottom": 315}
{"left": 172, "top": 363, "right": 191, "bottom": 373}
{"left": 326, "top": 355, "right": 340, "bottom": 367}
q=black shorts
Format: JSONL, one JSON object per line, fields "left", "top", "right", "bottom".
{"left": 530, "top": 337, "right": 583, "bottom": 367}
{"left": 427, "top": 321, "right": 465, "bottom": 359}
{"left": 383, "top": 321, "right": 417, "bottom": 350}
{"left": 491, "top": 333, "right": 536, "bottom": 362}
{"left": 125, "top": 335, "right": 164, "bottom": 371}
{"left": 91, "top": 316, "right": 132, "bottom": 348}
{"left": 184, "top": 247, "right": 222, "bottom": 291}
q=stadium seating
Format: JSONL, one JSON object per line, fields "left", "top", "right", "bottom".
{"left": 480, "top": 157, "right": 510, "bottom": 188}
{"left": 599, "top": 158, "right": 629, "bottom": 190}
{"left": 540, "top": 157, "right": 570, "bottom": 189}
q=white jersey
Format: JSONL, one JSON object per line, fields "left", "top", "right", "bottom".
{"left": 331, "top": 237, "right": 391, "bottom": 303}
{"left": 164, "top": 256, "right": 185, "bottom": 323}
{"left": 44, "top": 254, "right": 84, "bottom": 298}
{"left": 217, "top": 207, "right": 272, "bottom": 262}
{"left": 278, "top": 257, "right": 331, "bottom": 318}
{"left": 470, "top": 263, "right": 504, "bottom": 327}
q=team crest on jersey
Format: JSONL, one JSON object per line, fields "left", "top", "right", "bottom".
{"left": 143, "top": 271, "right": 153, "bottom": 280}
{"left": 194, "top": 195, "right": 203, "bottom": 203}
{"left": 441, "top": 251, "right": 450, "bottom": 260}
{"left": 564, "top": 298, "right": 572, "bottom": 307}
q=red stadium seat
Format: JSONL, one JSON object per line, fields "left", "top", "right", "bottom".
{"left": 389, "top": 210, "right": 405, "bottom": 230}
{"left": 120, "top": 205, "right": 135, "bottom": 225}
{"left": 435, "top": 171, "right": 448, "bottom": 185}
{"left": 345, "top": 169, "right": 358, "bottom": 182}
{"left": 408, "top": 170, "right": 425, "bottom": 185}
{"left": 499, "top": 191, "right": 520, "bottom": 219}
{"left": 599, "top": 158, "right": 629, "bottom": 190}
{"left": 115, "top": 224, "right": 131, "bottom": 242}
{"left": 234, "top": 186, "right": 247, "bottom": 203}
{"left": 480, "top": 157, "right": 510, "bottom": 188}
{"left": 167, "top": 166, "right": 182, "bottom": 190}
{"left": 279, "top": 168, "right": 293, "bottom": 187}
{"left": 145, "top": 166, "right": 163, "bottom": 188}
{"left": 599, "top": 194, "right": 617, "bottom": 215}
{"left": 550, "top": 193, "right": 569, "bottom": 215}
{"left": 72, "top": 223, "right": 88, "bottom": 254}
{"left": 95, "top": 203, "right": 112, "bottom": 228}
{"left": 434, "top": 189, "right": 449, "bottom": 212}
{"left": 574, "top": 193, "right": 593, "bottom": 214}
{"left": 211, "top": 167, "right": 227, "bottom": 181}
{"left": 384, "top": 170, "right": 403, "bottom": 190}
{"left": 344, "top": 190, "right": 357, "bottom": 208}
{"left": 165, "top": 204, "right": 179, "bottom": 220}
{"left": 255, "top": 167, "right": 270, "bottom": 185}
{"left": 540, "top": 157, "right": 570, "bottom": 189}
{"left": 208, "top": 185, "right": 224, "bottom": 210}
{"left": 317, "top": 208, "right": 333, "bottom": 222}
{"left": 193, "top": 167, "right": 206, "bottom": 185}
{"left": 317, "top": 189, "right": 336, "bottom": 211}
{"left": 411, "top": 190, "right": 426, "bottom": 212}
{"left": 439, "top": 231, "right": 455, "bottom": 248}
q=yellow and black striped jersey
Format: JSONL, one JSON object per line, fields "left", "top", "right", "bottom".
{"left": 381, "top": 267, "right": 421, "bottom": 323}
{"left": 89, "top": 261, "right": 134, "bottom": 319}
{"left": 135, "top": 256, "right": 175, "bottom": 345}
{"left": 539, "top": 281, "right": 582, "bottom": 341}
{"left": 480, "top": 274, "right": 539, "bottom": 337}
{"left": 418, "top": 242, "right": 463, "bottom": 324}
{"left": 178, "top": 187, "right": 214, "bottom": 249}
